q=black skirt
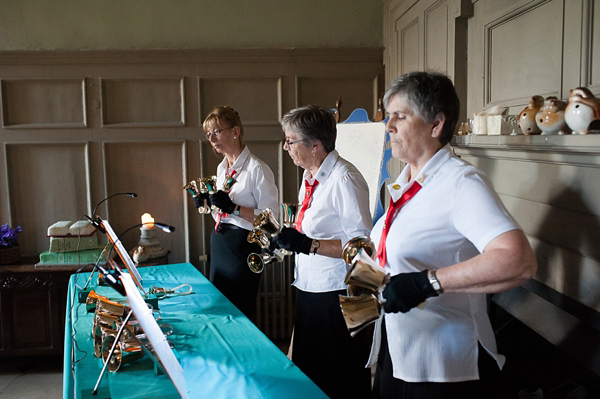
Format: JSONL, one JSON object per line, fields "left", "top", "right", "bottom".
{"left": 210, "top": 225, "right": 262, "bottom": 319}
{"left": 292, "top": 288, "right": 372, "bottom": 399}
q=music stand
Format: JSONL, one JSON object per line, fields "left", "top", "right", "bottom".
{"left": 90, "top": 217, "right": 190, "bottom": 399}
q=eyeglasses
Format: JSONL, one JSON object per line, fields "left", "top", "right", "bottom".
{"left": 206, "top": 127, "right": 232, "bottom": 140}
{"left": 284, "top": 138, "right": 307, "bottom": 147}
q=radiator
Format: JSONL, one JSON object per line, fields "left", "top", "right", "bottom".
{"left": 255, "top": 257, "right": 296, "bottom": 341}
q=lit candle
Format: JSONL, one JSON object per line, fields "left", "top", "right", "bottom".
{"left": 141, "top": 213, "right": 155, "bottom": 229}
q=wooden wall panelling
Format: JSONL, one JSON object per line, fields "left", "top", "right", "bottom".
{"left": 384, "top": 0, "right": 472, "bottom": 84}
{"left": 103, "top": 140, "right": 187, "bottom": 263}
{"left": 585, "top": 0, "right": 600, "bottom": 91}
{"left": 101, "top": 77, "right": 185, "bottom": 127}
{"left": 5, "top": 142, "right": 90, "bottom": 256}
{"left": 1, "top": 78, "right": 86, "bottom": 129}
{"left": 465, "top": 0, "right": 598, "bottom": 116}
{"left": 0, "top": 48, "right": 384, "bottom": 269}
{"left": 485, "top": 0, "right": 564, "bottom": 108}
{"left": 399, "top": 17, "right": 421, "bottom": 74}
{"left": 296, "top": 74, "right": 382, "bottom": 121}
{"left": 198, "top": 76, "right": 282, "bottom": 128}
{"left": 453, "top": 137, "right": 600, "bottom": 311}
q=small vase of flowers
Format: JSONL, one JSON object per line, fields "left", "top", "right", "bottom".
{"left": 0, "top": 224, "right": 22, "bottom": 265}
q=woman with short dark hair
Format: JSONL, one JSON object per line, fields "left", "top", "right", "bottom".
{"left": 370, "top": 72, "right": 537, "bottom": 398}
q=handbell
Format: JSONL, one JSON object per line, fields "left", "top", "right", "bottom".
{"left": 247, "top": 229, "right": 271, "bottom": 249}
{"left": 342, "top": 236, "right": 376, "bottom": 265}
{"left": 344, "top": 249, "right": 390, "bottom": 292}
{"left": 183, "top": 180, "right": 199, "bottom": 197}
{"left": 253, "top": 208, "right": 280, "bottom": 236}
{"left": 247, "top": 250, "right": 284, "bottom": 274}
{"left": 198, "top": 176, "right": 218, "bottom": 214}
{"left": 281, "top": 202, "right": 299, "bottom": 228}
{"left": 101, "top": 330, "right": 144, "bottom": 372}
{"left": 339, "top": 293, "right": 381, "bottom": 336}
{"left": 222, "top": 176, "right": 237, "bottom": 192}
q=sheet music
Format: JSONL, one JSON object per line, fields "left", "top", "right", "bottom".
{"left": 121, "top": 273, "right": 190, "bottom": 399}
{"left": 335, "top": 122, "right": 387, "bottom": 217}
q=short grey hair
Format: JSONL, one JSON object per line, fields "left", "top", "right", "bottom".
{"left": 281, "top": 105, "right": 336, "bottom": 153}
{"left": 383, "top": 71, "right": 460, "bottom": 145}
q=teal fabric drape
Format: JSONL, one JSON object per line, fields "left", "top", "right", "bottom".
{"left": 63, "top": 263, "right": 326, "bottom": 399}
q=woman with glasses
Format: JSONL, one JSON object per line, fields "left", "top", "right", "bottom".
{"left": 271, "top": 105, "right": 373, "bottom": 399}
{"left": 197, "top": 105, "right": 278, "bottom": 320}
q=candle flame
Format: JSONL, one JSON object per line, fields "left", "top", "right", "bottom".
{"left": 141, "top": 213, "right": 155, "bottom": 228}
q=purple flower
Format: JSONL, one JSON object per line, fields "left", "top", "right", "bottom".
{"left": 0, "top": 224, "right": 21, "bottom": 248}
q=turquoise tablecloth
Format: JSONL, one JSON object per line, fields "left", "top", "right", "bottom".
{"left": 63, "top": 263, "right": 326, "bottom": 399}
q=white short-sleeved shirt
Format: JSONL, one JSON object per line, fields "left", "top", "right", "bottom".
{"left": 213, "top": 146, "right": 279, "bottom": 231}
{"left": 369, "top": 144, "right": 520, "bottom": 382}
{"left": 292, "top": 150, "right": 372, "bottom": 293}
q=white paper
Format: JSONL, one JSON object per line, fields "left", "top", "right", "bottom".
{"left": 335, "top": 122, "right": 387, "bottom": 217}
{"left": 121, "top": 273, "right": 190, "bottom": 399}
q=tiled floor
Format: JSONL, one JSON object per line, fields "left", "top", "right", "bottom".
{"left": 0, "top": 355, "right": 62, "bottom": 398}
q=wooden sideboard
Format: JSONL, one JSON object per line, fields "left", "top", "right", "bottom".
{"left": 0, "top": 257, "right": 93, "bottom": 357}
{"left": 0, "top": 254, "right": 170, "bottom": 357}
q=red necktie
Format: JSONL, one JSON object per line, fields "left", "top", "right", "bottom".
{"left": 215, "top": 169, "right": 236, "bottom": 233}
{"left": 295, "top": 180, "right": 319, "bottom": 234}
{"left": 376, "top": 182, "right": 422, "bottom": 267}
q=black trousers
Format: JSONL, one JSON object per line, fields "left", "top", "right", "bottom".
{"left": 210, "top": 226, "right": 262, "bottom": 320}
{"left": 292, "top": 288, "right": 372, "bottom": 399}
{"left": 372, "top": 321, "right": 503, "bottom": 399}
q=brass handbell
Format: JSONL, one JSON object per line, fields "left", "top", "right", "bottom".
{"left": 344, "top": 249, "right": 390, "bottom": 292}
{"left": 281, "top": 202, "right": 299, "bottom": 228}
{"left": 101, "top": 329, "right": 144, "bottom": 372}
{"left": 253, "top": 208, "right": 280, "bottom": 236}
{"left": 247, "top": 229, "right": 271, "bottom": 249}
{"left": 247, "top": 208, "right": 286, "bottom": 273}
{"left": 342, "top": 236, "right": 376, "bottom": 265}
{"left": 247, "top": 250, "right": 284, "bottom": 274}
{"left": 339, "top": 293, "right": 381, "bottom": 336}
{"left": 198, "top": 176, "right": 218, "bottom": 214}
{"left": 339, "top": 248, "right": 389, "bottom": 335}
{"left": 184, "top": 179, "right": 209, "bottom": 214}
{"left": 183, "top": 180, "right": 199, "bottom": 197}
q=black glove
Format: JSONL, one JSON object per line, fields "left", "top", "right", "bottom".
{"left": 273, "top": 227, "right": 312, "bottom": 255}
{"left": 209, "top": 190, "right": 236, "bottom": 214}
{"left": 192, "top": 192, "right": 210, "bottom": 208}
{"left": 382, "top": 270, "right": 438, "bottom": 313}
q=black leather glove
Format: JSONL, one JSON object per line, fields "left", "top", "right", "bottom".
{"left": 382, "top": 270, "right": 438, "bottom": 313}
{"left": 209, "top": 190, "right": 236, "bottom": 214}
{"left": 273, "top": 227, "right": 312, "bottom": 255}
{"left": 192, "top": 192, "right": 210, "bottom": 208}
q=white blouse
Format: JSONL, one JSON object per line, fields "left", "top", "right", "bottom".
{"left": 292, "top": 150, "right": 372, "bottom": 292}
{"left": 368, "top": 144, "right": 520, "bottom": 382}
{"left": 213, "top": 146, "right": 279, "bottom": 231}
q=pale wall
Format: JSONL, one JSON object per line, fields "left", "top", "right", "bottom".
{"left": 0, "top": 0, "right": 383, "bottom": 50}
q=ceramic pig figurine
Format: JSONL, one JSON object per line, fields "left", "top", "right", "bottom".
{"left": 518, "top": 95, "right": 544, "bottom": 135}
{"left": 536, "top": 96, "right": 570, "bottom": 135}
{"left": 565, "top": 87, "right": 600, "bottom": 134}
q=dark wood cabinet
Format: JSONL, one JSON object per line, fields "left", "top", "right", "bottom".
{"left": 0, "top": 257, "right": 91, "bottom": 357}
